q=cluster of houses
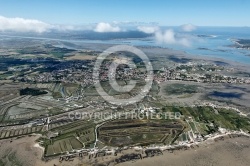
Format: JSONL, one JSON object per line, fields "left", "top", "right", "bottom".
{"left": 154, "top": 63, "right": 250, "bottom": 84}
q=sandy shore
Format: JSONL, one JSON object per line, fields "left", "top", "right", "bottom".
{"left": 0, "top": 134, "right": 91, "bottom": 166}
{"left": 0, "top": 134, "right": 43, "bottom": 166}
{"left": 0, "top": 131, "right": 250, "bottom": 166}
{"left": 118, "top": 136, "right": 250, "bottom": 166}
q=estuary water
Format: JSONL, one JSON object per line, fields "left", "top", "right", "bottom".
{"left": 64, "top": 27, "right": 250, "bottom": 65}
{"left": 2, "top": 27, "right": 250, "bottom": 65}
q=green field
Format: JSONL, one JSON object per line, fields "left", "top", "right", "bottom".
{"left": 44, "top": 120, "right": 95, "bottom": 156}
{"left": 161, "top": 105, "right": 250, "bottom": 134}
{"left": 164, "top": 83, "right": 198, "bottom": 95}
{"left": 98, "top": 119, "right": 184, "bottom": 146}
{"left": 45, "top": 137, "right": 83, "bottom": 156}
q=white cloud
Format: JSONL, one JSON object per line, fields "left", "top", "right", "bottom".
{"left": 113, "top": 21, "right": 158, "bottom": 26}
{"left": 155, "top": 29, "right": 191, "bottom": 47}
{"left": 137, "top": 26, "right": 159, "bottom": 34}
{"left": 181, "top": 24, "right": 197, "bottom": 32}
{"left": 0, "top": 17, "right": 121, "bottom": 33}
{"left": 0, "top": 15, "right": 104, "bottom": 33}
{"left": 136, "top": 25, "right": 194, "bottom": 46}
{"left": 52, "top": 24, "right": 94, "bottom": 31}
{"left": 94, "top": 22, "right": 121, "bottom": 32}
{"left": 0, "top": 15, "right": 52, "bottom": 33}
{"left": 155, "top": 29, "right": 175, "bottom": 44}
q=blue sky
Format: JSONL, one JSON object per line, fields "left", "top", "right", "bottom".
{"left": 0, "top": 0, "right": 250, "bottom": 26}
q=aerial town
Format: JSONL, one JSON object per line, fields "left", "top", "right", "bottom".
{"left": 0, "top": 40, "right": 250, "bottom": 165}
{"left": 1, "top": 1, "right": 250, "bottom": 166}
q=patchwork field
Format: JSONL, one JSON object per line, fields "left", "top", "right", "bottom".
{"left": 98, "top": 119, "right": 184, "bottom": 146}
{"left": 162, "top": 105, "right": 250, "bottom": 134}
{"left": 0, "top": 126, "right": 42, "bottom": 139}
{"left": 44, "top": 120, "right": 96, "bottom": 156}
{"left": 45, "top": 137, "right": 83, "bottom": 156}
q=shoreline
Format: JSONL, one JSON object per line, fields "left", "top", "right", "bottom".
{"left": 0, "top": 130, "right": 248, "bottom": 166}
{"left": 1, "top": 34, "right": 250, "bottom": 69}
{"left": 118, "top": 135, "right": 250, "bottom": 166}
{"left": 37, "top": 129, "right": 250, "bottom": 166}
{"left": 139, "top": 46, "right": 250, "bottom": 71}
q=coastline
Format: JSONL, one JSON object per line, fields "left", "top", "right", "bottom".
{"left": 35, "top": 129, "right": 249, "bottom": 166}
{"left": 118, "top": 135, "right": 250, "bottom": 166}
{"left": 139, "top": 46, "right": 250, "bottom": 71}
{"left": 38, "top": 131, "right": 250, "bottom": 166}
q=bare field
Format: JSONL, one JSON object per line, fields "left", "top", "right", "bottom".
{"left": 65, "top": 53, "right": 96, "bottom": 60}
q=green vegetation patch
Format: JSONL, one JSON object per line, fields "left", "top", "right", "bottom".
{"left": 161, "top": 105, "right": 250, "bottom": 135}
{"left": 20, "top": 87, "right": 48, "bottom": 96}
{"left": 98, "top": 119, "right": 184, "bottom": 146}
{"left": 164, "top": 83, "right": 198, "bottom": 95}
{"left": 45, "top": 137, "right": 83, "bottom": 156}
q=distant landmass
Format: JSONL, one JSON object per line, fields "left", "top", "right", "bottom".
{"left": 232, "top": 39, "right": 250, "bottom": 50}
